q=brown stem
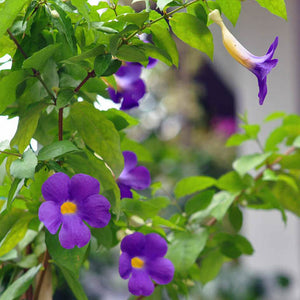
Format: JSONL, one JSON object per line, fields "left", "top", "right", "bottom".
{"left": 58, "top": 108, "right": 64, "bottom": 141}
{"left": 74, "top": 70, "right": 96, "bottom": 93}
{"left": 7, "top": 29, "right": 28, "bottom": 58}
{"left": 0, "top": 150, "right": 21, "bottom": 157}
{"left": 33, "top": 250, "right": 50, "bottom": 300}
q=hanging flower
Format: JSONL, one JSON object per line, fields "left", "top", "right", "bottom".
{"left": 209, "top": 9, "right": 278, "bottom": 105}
{"left": 39, "top": 172, "right": 111, "bottom": 249}
{"left": 117, "top": 151, "right": 151, "bottom": 199}
{"left": 108, "top": 62, "right": 146, "bottom": 110}
{"left": 119, "top": 232, "right": 175, "bottom": 296}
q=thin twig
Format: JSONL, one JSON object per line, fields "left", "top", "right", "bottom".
{"left": 74, "top": 70, "right": 96, "bottom": 93}
{"left": 7, "top": 29, "right": 56, "bottom": 103}
{"left": 0, "top": 150, "right": 21, "bottom": 157}
{"left": 58, "top": 108, "right": 64, "bottom": 141}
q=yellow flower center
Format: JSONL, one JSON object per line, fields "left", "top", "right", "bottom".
{"left": 131, "top": 257, "right": 144, "bottom": 269}
{"left": 60, "top": 201, "right": 77, "bottom": 215}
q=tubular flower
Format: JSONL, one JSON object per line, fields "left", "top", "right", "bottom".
{"left": 108, "top": 62, "right": 146, "bottom": 110}
{"left": 209, "top": 9, "right": 278, "bottom": 105}
{"left": 117, "top": 151, "right": 151, "bottom": 199}
{"left": 119, "top": 232, "right": 175, "bottom": 296}
{"left": 39, "top": 173, "right": 111, "bottom": 249}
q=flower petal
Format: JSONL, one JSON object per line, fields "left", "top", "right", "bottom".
{"left": 119, "top": 166, "right": 151, "bottom": 190}
{"left": 78, "top": 194, "right": 111, "bottom": 228}
{"left": 108, "top": 87, "right": 122, "bottom": 104}
{"left": 121, "top": 232, "right": 145, "bottom": 257}
{"left": 70, "top": 174, "right": 100, "bottom": 203}
{"left": 118, "top": 182, "right": 133, "bottom": 199}
{"left": 121, "top": 151, "right": 138, "bottom": 174}
{"left": 116, "top": 63, "right": 142, "bottom": 83}
{"left": 147, "top": 257, "right": 175, "bottom": 285}
{"left": 144, "top": 233, "right": 168, "bottom": 258}
{"left": 41, "top": 172, "right": 70, "bottom": 204}
{"left": 119, "top": 252, "right": 132, "bottom": 279}
{"left": 121, "top": 79, "right": 146, "bottom": 110}
{"left": 128, "top": 269, "right": 154, "bottom": 296}
{"left": 59, "top": 214, "right": 91, "bottom": 249}
{"left": 38, "top": 201, "right": 62, "bottom": 234}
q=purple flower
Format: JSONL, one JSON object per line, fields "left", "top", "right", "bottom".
{"left": 119, "top": 232, "right": 175, "bottom": 296}
{"left": 209, "top": 9, "right": 278, "bottom": 105}
{"left": 108, "top": 62, "right": 146, "bottom": 110}
{"left": 39, "top": 172, "right": 111, "bottom": 249}
{"left": 211, "top": 116, "right": 237, "bottom": 137}
{"left": 117, "top": 151, "right": 151, "bottom": 199}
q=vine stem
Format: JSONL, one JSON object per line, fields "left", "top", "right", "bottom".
{"left": 0, "top": 150, "right": 21, "bottom": 157}
{"left": 74, "top": 70, "right": 96, "bottom": 93}
{"left": 7, "top": 29, "right": 56, "bottom": 103}
{"left": 204, "top": 145, "right": 297, "bottom": 227}
{"left": 123, "top": 0, "right": 202, "bottom": 43}
{"left": 58, "top": 108, "right": 64, "bottom": 141}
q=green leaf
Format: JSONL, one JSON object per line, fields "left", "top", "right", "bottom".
{"left": 121, "top": 137, "right": 152, "bottom": 162}
{"left": 0, "top": 209, "right": 23, "bottom": 242}
{"left": 116, "top": 45, "right": 147, "bottom": 63}
{"left": 22, "top": 44, "right": 61, "bottom": 70}
{"left": 174, "top": 176, "right": 216, "bottom": 198}
{"left": 0, "top": 0, "right": 29, "bottom": 40}
{"left": 0, "top": 213, "right": 34, "bottom": 257}
{"left": 217, "top": 171, "right": 247, "bottom": 192}
{"left": 187, "top": 3, "right": 208, "bottom": 24}
{"left": 216, "top": 233, "right": 254, "bottom": 258}
{"left": 94, "top": 54, "right": 112, "bottom": 77}
{"left": 157, "top": 0, "right": 174, "bottom": 11}
{"left": 170, "top": 13, "right": 213, "bottom": 60}
{"left": 264, "top": 127, "right": 287, "bottom": 151}
{"left": 228, "top": 206, "right": 243, "bottom": 231}
{"left": 102, "top": 108, "right": 139, "bottom": 131}
{"left": 102, "top": 59, "right": 122, "bottom": 76}
{"left": 59, "top": 266, "right": 88, "bottom": 300}
{"left": 190, "top": 191, "right": 236, "bottom": 222}
{"left": 150, "top": 23, "right": 179, "bottom": 67}
{"left": 216, "top": 0, "right": 241, "bottom": 26}
{"left": 166, "top": 230, "right": 209, "bottom": 273}
{"left": 38, "top": 141, "right": 79, "bottom": 161}
{"left": 10, "top": 102, "right": 47, "bottom": 153}
{"left": 71, "top": 0, "right": 90, "bottom": 21}
{"left": 10, "top": 149, "right": 38, "bottom": 179}
{"left": 185, "top": 189, "right": 215, "bottom": 215}
{"left": 7, "top": 178, "right": 24, "bottom": 210}
{"left": 45, "top": 230, "right": 88, "bottom": 277}
{"left": 71, "top": 102, "right": 123, "bottom": 176}
{"left": 293, "top": 136, "right": 300, "bottom": 148}
{"left": 117, "top": 12, "right": 149, "bottom": 27}
{"left": 226, "top": 133, "right": 249, "bottom": 147}
{"left": 0, "top": 70, "right": 27, "bottom": 114}
{"left": 264, "top": 111, "right": 286, "bottom": 122}
{"left": 255, "top": 0, "right": 287, "bottom": 20}
{"left": 0, "top": 264, "right": 41, "bottom": 300}
{"left": 273, "top": 181, "right": 300, "bottom": 216}
{"left": 233, "top": 152, "right": 272, "bottom": 176}
{"left": 198, "top": 250, "right": 225, "bottom": 284}
{"left": 240, "top": 124, "right": 260, "bottom": 139}
{"left": 121, "top": 197, "right": 170, "bottom": 219}
{"left": 65, "top": 45, "right": 105, "bottom": 63}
